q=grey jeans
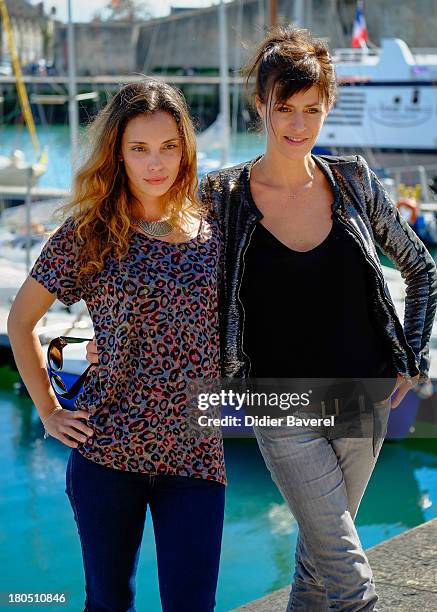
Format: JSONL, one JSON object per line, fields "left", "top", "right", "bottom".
{"left": 253, "top": 399, "right": 391, "bottom": 611}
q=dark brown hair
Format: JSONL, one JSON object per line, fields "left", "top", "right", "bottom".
{"left": 244, "top": 26, "right": 337, "bottom": 122}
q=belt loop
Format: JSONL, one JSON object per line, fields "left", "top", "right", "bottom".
{"left": 334, "top": 397, "right": 340, "bottom": 416}
{"left": 321, "top": 400, "right": 326, "bottom": 418}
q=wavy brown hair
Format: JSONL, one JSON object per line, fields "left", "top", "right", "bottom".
{"left": 60, "top": 78, "right": 202, "bottom": 279}
{"left": 244, "top": 26, "right": 337, "bottom": 128}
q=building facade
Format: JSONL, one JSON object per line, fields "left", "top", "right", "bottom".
{"left": 0, "top": 0, "right": 55, "bottom": 69}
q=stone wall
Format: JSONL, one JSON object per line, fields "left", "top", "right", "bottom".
{"left": 53, "top": 0, "right": 437, "bottom": 76}
{"left": 54, "top": 22, "right": 140, "bottom": 76}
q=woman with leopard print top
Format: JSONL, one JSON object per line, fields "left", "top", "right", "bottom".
{"left": 8, "top": 79, "right": 225, "bottom": 612}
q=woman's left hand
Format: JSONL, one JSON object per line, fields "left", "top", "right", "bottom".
{"left": 390, "top": 373, "right": 420, "bottom": 409}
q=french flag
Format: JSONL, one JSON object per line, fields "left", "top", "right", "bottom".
{"left": 351, "top": 1, "right": 369, "bottom": 48}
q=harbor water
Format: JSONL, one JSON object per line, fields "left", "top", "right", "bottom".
{"left": 0, "top": 124, "right": 266, "bottom": 191}
{"left": 1, "top": 126, "right": 437, "bottom": 610}
{"left": 1, "top": 369, "right": 437, "bottom": 611}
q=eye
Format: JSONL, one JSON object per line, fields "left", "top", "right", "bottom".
{"left": 131, "top": 146, "right": 146, "bottom": 152}
{"left": 164, "top": 143, "right": 178, "bottom": 149}
{"left": 276, "top": 106, "right": 291, "bottom": 113}
{"left": 307, "top": 108, "right": 320, "bottom": 113}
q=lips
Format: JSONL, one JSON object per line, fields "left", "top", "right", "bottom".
{"left": 284, "top": 136, "right": 308, "bottom": 145}
{"left": 144, "top": 177, "right": 167, "bottom": 185}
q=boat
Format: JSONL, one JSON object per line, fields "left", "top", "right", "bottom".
{"left": 0, "top": 0, "right": 48, "bottom": 187}
{"left": 0, "top": 149, "right": 48, "bottom": 187}
{"left": 318, "top": 38, "right": 437, "bottom": 153}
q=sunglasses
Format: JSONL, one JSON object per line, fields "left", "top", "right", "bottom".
{"left": 47, "top": 336, "right": 94, "bottom": 400}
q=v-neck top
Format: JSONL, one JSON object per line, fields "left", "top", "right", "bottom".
{"left": 239, "top": 216, "right": 397, "bottom": 390}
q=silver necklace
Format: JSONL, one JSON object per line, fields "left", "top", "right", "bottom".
{"left": 135, "top": 217, "right": 173, "bottom": 237}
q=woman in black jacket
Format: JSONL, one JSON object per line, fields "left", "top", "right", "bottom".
{"left": 199, "top": 27, "right": 437, "bottom": 610}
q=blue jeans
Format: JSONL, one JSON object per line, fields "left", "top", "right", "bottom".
{"left": 65, "top": 449, "right": 225, "bottom": 612}
{"left": 253, "top": 399, "right": 391, "bottom": 611}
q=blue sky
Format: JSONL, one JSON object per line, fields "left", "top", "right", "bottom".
{"left": 33, "top": 1, "right": 218, "bottom": 22}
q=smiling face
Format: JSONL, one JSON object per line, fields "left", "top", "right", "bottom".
{"left": 120, "top": 111, "right": 182, "bottom": 204}
{"left": 256, "top": 84, "right": 329, "bottom": 160}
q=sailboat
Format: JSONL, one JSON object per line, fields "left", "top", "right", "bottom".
{"left": 0, "top": 0, "right": 48, "bottom": 187}
{"left": 0, "top": 150, "right": 48, "bottom": 187}
{"left": 196, "top": 0, "right": 230, "bottom": 171}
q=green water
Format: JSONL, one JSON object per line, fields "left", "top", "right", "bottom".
{"left": 1, "top": 368, "right": 437, "bottom": 611}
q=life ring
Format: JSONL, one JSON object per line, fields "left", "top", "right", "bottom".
{"left": 396, "top": 198, "right": 418, "bottom": 224}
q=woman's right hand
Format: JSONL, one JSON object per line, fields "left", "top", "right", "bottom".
{"left": 86, "top": 336, "right": 99, "bottom": 371}
{"left": 42, "top": 408, "right": 94, "bottom": 448}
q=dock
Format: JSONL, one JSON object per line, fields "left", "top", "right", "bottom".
{"left": 0, "top": 258, "right": 92, "bottom": 366}
{"left": 0, "top": 185, "right": 68, "bottom": 203}
{"left": 232, "top": 517, "right": 437, "bottom": 611}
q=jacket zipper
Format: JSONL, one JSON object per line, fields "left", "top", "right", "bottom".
{"left": 236, "top": 219, "right": 258, "bottom": 377}
{"left": 335, "top": 214, "right": 419, "bottom": 373}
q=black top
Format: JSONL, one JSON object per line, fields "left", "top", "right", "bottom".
{"left": 240, "top": 217, "right": 397, "bottom": 386}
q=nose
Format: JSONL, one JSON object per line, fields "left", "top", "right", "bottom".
{"left": 289, "top": 112, "right": 306, "bottom": 131}
{"left": 147, "top": 152, "right": 164, "bottom": 172}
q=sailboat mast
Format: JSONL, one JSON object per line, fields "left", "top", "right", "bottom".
{"left": 218, "top": 0, "right": 230, "bottom": 166}
{"left": 269, "top": 0, "right": 277, "bottom": 27}
{"left": 293, "top": 0, "right": 305, "bottom": 27}
{"left": 67, "top": 0, "right": 79, "bottom": 164}
{"left": 0, "top": 0, "right": 40, "bottom": 154}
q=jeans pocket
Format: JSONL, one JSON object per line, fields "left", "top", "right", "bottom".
{"left": 373, "top": 399, "right": 391, "bottom": 443}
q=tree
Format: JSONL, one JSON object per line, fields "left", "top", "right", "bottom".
{"left": 92, "top": 0, "right": 152, "bottom": 22}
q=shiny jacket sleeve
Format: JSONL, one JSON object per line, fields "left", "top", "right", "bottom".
{"left": 199, "top": 173, "right": 225, "bottom": 306}
{"left": 357, "top": 155, "right": 437, "bottom": 378}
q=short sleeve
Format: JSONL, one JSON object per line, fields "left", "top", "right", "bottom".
{"left": 29, "top": 217, "right": 85, "bottom": 306}
{"left": 199, "top": 173, "right": 213, "bottom": 211}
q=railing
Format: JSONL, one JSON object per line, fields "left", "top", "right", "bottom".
{"left": 332, "top": 47, "right": 380, "bottom": 64}
{"left": 382, "top": 164, "right": 437, "bottom": 203}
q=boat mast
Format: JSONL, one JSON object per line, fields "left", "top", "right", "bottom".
{"left": 293, "top": 0, "right": 305, "bottom": 27}
{"left": 218, "top": 0, "right": 230, "bottom": 166}
{"left": 0, "top": 0, "right": 40, "bottom": 154}
{"left": 67, "top": 0, "right": 79, "bottom": 164}
{"left": 269, "top": 0, "right": 277, "bottom": 27}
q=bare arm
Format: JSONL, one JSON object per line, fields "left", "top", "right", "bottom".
{"left": 86, "top": 336, "right": 99, "bottom": 367}
{"left": 7, "top": 277, "right": 94, "bottom": 447}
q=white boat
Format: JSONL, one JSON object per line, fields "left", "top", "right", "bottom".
{"left": 0, "top": 149, "right": 47, "bottom": 187}
{"left": 0, "top": 3, "right": 48, "bottom": 188}
{"left": 318, "top": 39, "right": 437, "bottom": 152}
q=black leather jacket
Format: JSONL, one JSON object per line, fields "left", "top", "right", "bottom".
{"left": 200, "top": 154, "right": 437, "bottom": 381}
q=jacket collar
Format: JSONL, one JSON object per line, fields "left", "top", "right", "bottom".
{"left": 241, "top": 156, "right": 263, "bottom": 219}
{"left": 312, "top": 154, "right": 342, "bottom": 215}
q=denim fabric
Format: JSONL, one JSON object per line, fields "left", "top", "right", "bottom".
{"left": 253, "top": 400, "right": 391, "bottom": 611}
{"left": 65, "top": 449, "right": 225, "bottom": 612}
